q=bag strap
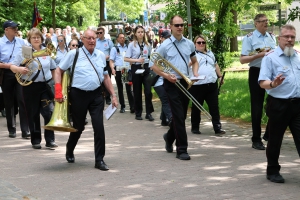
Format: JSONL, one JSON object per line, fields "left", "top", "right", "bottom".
{"left": 69, "top": 48, "right": 79, "bottom": 88}
{"left": 30, "top": 58, "right": 42, "bottom": 82}
{"left": 81, "top": 48, "right": 102, "bottom": 85}
{"left": 169, "top": 38, "right": 189, "bottom": 73}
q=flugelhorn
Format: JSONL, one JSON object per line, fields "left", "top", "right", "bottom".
{"left": 150, "top": 52, "right": 212, "bottom": 120}
{"left": 43, "top": 70, "right": 77, "bottom": 132}
{"left": 248, "top": 47, "right": 271, "bottom": 56}
{"left": 16, "top": 43, "right": 56, "bottom": 86}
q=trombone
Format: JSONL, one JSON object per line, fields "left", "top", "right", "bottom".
{"left": 150, "top": 52, "right": 212, "bottom": 120}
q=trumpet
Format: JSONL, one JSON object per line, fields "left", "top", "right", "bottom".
{"left": 248, "top": 47, "right": 271, "bottom": 56}
{"left": 150, "top": 52, "right": 212, "bottom": 120}
{"left": 16, "top": 43, "right": 56, "bottom": 86}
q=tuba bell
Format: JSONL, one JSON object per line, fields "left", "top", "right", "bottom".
{"left": 43, "top": 70, "right": 77, "bottom": 132}
{"left": 16, "top": 43, "right": 56, "bottom": 86}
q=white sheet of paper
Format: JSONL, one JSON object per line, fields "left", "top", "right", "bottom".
{"left": 190, "top": 75, "right": 206, "bottom": 81}
{"left": 22, "top": 46, "right": 33, "bottom": 59}
{"left": 135, "top": 69, "right": 145, "bottom": 74}
{"left": 104, "top": 104, "right": 117, "bottom": 120}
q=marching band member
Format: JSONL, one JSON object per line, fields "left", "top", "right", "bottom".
{"left": 240, "top": 14, "right": 276, "bottom": 150}
{"left": 10, "top": 28, "right": 57, "bottom": 149}
{"left": 124, "top": 25, "right": 154, "bottom": 121}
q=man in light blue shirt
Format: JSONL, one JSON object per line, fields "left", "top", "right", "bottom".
{"left": 240, "top": 14, "right": 276, "bottom": 150}
{"left": 96, "top": 26, "right": 114, "bottom": 105}
{"left": 55, "top": 29, "right": 118, "bottom": 171}
{"left": 109, "top": 33, "right": 134, "bottom": 113}
{"left": 259, "top": 24, "right": 300, "bottom": 183}
{"left": 0, "top": 20, "right": 30, "bottom": 139}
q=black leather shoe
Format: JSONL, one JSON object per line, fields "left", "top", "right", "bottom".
{"left": 66, "top": 148, "right": 75, "bottom": 163}
{"left": 95, "top": 160, "right": 109, "bottom": 171}
{"left": 9, "top": 132, "right": 16, "bottom": 138}
{"left": 176, "top": 152, "right": 191, "bottom": 160}
{"left": 1, "top": 109, "right": 6, "bottom": 117}
{"left": 163, "top": 133, "right": 173, "bottom": 153}
{"left": 130, "top": 109, "right": 135, "bottom": 113}
{"left": 191, "top": 129, "right": 201, "bottom": 134}
{"left": 267, "top": 174, "right": 285, "bottom": 183}
{"left": 32, "top": 144, "right": 41, "bottom": 149}
{"left": 145, "top": 114, "right": 154, "bottom": 121}
{"left": 135, "top": 116, "right": 143, "bottom": 120}
{"left": 252, "top": 142, "right": 265, "bottom": 150}
{"left": 161, "top": 121, "right": 168, "bottom": 126}
{"left": 263, "top": 134, "right": 268, "bottom": 142}
{"left": 45, "top": 142, "right": 58, "bottom": 148}
{"left": 215, "top": 129, "right": 226, "bottom": 135}
{"left": 168, "top": 118, "right": 172, "bottom": 128}
{"left": 22, "top": 132, "right": 31, "bottom": 139}
{"left": 120, "top": 108, "right": 125, "bottom": 113}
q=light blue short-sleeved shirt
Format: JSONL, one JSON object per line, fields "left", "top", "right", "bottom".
{"left": 58, "top": 46, "right": 107, "bottom": 91}
{"left": 125, "top": 41, "right": 151, "bottom": 64}
{"left": 241, "top": 30, "right": 276, "bottom": 68}
{"left": 55, "top": 48, "right": 68, "bottom": 65}
{"left": 12, "top": 46, "right": 56, "bottom": 82}
{"left": 0, "top": 35, "right": 25, "bottom": 63}
{"left": 109, "top": 43, "right": 130, "bottom": 70}
{"left": 96, "top": 38, "right": 114, "bottom": 59}
{"left": 154, "top": 35, "right": 195, "bottom": 78}
{"left": 191, "top": 50, "right": 218, "bottom": 85}
{"left": 258, "top": 47, "right": 300, "bottom": 98}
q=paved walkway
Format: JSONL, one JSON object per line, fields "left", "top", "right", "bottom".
{"left": 1, "top": 77, "right": 300, "bottom": 200}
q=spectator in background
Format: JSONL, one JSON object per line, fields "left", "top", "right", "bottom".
{"left": 42, "top": 26, "right": 47, "bottom": 40}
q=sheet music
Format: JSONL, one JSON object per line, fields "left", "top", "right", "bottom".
{"left": 22, "top": 46, "right": 32, "bottom": 59}
{"left": 135, "top": 69, "right": 145, "bottom": 74}
{"left": 190, "top": 75, "right": 206, "bottom": 81}
{"left": 104, "top": 104, "right": 117, "bottom": 120}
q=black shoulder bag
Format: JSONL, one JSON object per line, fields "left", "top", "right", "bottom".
{"left": 36, "top": 57, "right": 54, "bottom": 100}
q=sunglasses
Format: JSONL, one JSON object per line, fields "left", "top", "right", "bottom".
{"left": 173, "top": 24, "right": 184, "bottom": 27}
{"left": 71, "top": 44, "right": 78, "bottom": 47}
{"left": 196, "top": 41, "right": 206, "bottom": 45}
{"left": 97, "top": 32, "right": 103, "bottom": 34}
{"left": 58, "top": 39, "right": 64, "bottom": 42}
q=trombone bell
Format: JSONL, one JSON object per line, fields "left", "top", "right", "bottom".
{"left": 43, "top": 70, "right": 77, "bottom": 132}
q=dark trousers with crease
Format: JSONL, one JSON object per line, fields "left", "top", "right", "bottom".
{"left": 104, "top": 61, "right": 112, "bottom": 102}
{"left": 2, "top": 70, "right": 30, "bottom": 134}
{"left": 22, "top": 82, "right": 54, "bottom": 145}
{"left": 164, "top": 79, "right": 189, "bottom": 154}
{"left": 265, "top": 95, "right": 300, "bottom": 175}
{"left": 131, "top": 64, "right": 154, "bottom": 117}
{"left": 154, "top": 85, "right": 172, "bottom": 122}
{"left": 67, "top": 87, "right": 105, "bottom": 162}
{"left": 115, "top": 70, "right": 134, "bottom": 110}
{"left": 249, "top": 67, "right": 266, "bottom": 142}
{"left": 190, "top": 82, "right": 222, "bottom": 132}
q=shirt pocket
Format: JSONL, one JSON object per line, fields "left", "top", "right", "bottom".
{"left": 276, "top": 66, "right": 290, "bottom": 83}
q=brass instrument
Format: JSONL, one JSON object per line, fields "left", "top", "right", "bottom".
{"left": 43, "top": 70, "right": 77, "bottom": 132}
{"left": 150, "top": 52, "right": 212, "bottom": 120}
{"left": 248, "top": 47, "right": 271, "bottom": 56}
{"left": 16, "top": 43, "right": 56, "bottom": 86}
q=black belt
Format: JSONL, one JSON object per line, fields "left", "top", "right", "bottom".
{"left": 270, "top": 95, "right": 300, "bottom": 102}
{"left": 72, "top": 86, "right": 101, "bottom": 93}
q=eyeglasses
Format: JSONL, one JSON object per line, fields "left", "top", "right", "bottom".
{"left": 84, "top": 37, "right": 97, "bottom": 41}
{"left": 58, "top": 39, "right": 64, "bottom": 42}
{"left": 71, "top": 44, "right": 78, "bottom": 47}
{"left": 256, "top": 19, "right": 269, "bottom": 23}
{"left": 31, "top": 37, "right": 41, "bottom": 40}
{"left": 173, "top": 24, "right": 184, "bottom": 27}
{"left": 96, "top": 32, "right": 103, "bottom": 34}
{"left": 196, "top": 41, "right": 206, "bottom": 45}
{"left": 279, "top": 35, "right": 296, "bottom": 40}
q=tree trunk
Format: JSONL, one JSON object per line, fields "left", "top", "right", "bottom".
{"left": 230, "top": 9, "right": 238, "bottom": 52}
{"left": 100, "top": 0, "right": 105, "bottom": 23}
{"left": 52, "top": 0, "right": 56, "bottom": 28}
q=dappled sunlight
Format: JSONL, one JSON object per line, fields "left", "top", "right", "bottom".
{"left": 203, "top": 166, "right": 231, "bottom": 170}
{"left": 184, "top": 183, "right": 199, "bottom": 187}
{"left": 201, "top": 144, "right": 237, "bottom": 149}
{"left": 118, "top": 195, "right": 143, "bottom": 200}
{"left": 207, "top": 176, "right": 238, "bottom": 181}
{"left": 125, "top": 184, "right": 143, "bottom": 188}
{"left": 238, "top": 163, "right": 266, "bottom": 171}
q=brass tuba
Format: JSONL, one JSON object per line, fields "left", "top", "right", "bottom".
{"left": 150, "top": 52, "right": 212, "bottom": 120}
{"left": 43, "top": 70, "right": 77, "bottom": 132}
{"left": 16, "top": 43, "right": 56, "bottom": 86}
{"left": 248, "top": 47, "right": 271, "bottom": 56}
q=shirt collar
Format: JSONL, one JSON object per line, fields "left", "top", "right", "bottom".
{"left": 170, "top": 35, "right": 186, "bottom": 43}
{"left": 254, "top": 29, "right": 269, "bottom": 38}
{"left": 3, "top": 34, "right": 15, "bottom": 43}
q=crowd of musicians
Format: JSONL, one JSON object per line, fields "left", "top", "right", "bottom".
{"left": 1, "top": 13, "right": 300, "bottom": 183}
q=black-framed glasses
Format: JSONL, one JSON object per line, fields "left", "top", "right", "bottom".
{"left": 173, "top": 24, "right": 184, "bottom": 27}
{"left": 97, "top": 32, "right": 103, "bottom": 34}
{"left": 196, "top": 41, "right": 206, "bottom": 45}
{"left": 71, "top": 44, "right": 79, "bottom": 47}
{"left": 256, "top": 19, "right": 269, "bottom": 23}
